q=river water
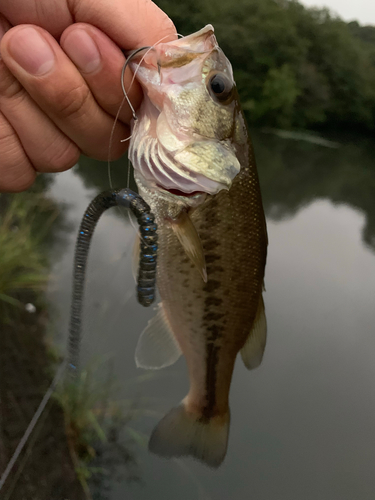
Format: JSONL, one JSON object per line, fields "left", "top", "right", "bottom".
{"left": 45, "top": 129, "right": 375, "bottom": 500}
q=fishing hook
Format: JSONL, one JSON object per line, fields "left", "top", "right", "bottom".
{"left": 121, "top": 46, "right": 152, "bottom": 121}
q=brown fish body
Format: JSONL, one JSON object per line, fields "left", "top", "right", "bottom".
{"left": 129, "top": 25, "right": 267, "bottom": 466}
{"left": 135, "top": 130, "right": 267, "bottom": 455}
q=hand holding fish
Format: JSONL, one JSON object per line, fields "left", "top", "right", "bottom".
{"left": 1, "top": 1, "right": 269, "bottom": 467}
{"left": 0, "top": 0, "right": 176, "bottom": 192}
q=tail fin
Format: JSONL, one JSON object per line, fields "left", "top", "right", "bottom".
{"left": 148, "top": 401, "right": 230, "bottom": 468}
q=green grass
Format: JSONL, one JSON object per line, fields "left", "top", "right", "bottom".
{"left": 54, "top": 359, "right": 138, "bottom": 497}
{"left": 53, "top": 359, "right": 172, "bottom": 497}
{"left": 0, "top": 191, "right": 59, "bottom": 321}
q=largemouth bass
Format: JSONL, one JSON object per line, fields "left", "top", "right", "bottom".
{"left": 128, "top": 25, "right": 268, "bottom": 467}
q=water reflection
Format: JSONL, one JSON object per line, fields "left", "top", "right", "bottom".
{"left": 253, "top": 130, "right": 375, "bottom": 250}
{"left": 44, "top": 130, "right": 375, "bottom": 500}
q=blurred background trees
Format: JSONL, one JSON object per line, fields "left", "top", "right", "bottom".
{"left": 154, "top": 0, "right": 375, "bottom": 133}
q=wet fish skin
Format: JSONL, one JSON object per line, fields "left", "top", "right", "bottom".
{"left": 129, "top": 25, "right": 267, "bottom": 467}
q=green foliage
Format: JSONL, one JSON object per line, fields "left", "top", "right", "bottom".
{"left": 154, "top": 0, "right": 375, "bottom": 132}
{"left": 54, "top": 361, "right": 165, "bottom": 494}
{"left": 54, "top": 361, "right": 124, "bottom": 497}
{"left": 0, "top": 191, "right": 59, "bottom": 321}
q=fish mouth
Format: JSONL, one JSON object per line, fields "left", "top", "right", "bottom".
{"left": 157, "top": 185, "right": 205, "bottom": 198}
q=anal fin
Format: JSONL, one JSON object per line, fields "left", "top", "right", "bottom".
{"left": 136, "top": 303, "right": 182, "bottom": 369}
{"left": 240, "top": 295, "right": 267, "bottom": 370}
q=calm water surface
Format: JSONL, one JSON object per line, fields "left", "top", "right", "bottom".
{"left": 45, "top": 130, "right": 375, "bottom": 499}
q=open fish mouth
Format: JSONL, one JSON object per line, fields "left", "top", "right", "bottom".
{"left": 159, "top": 187, "right": 204, "bottom": 198}
{"left": 157, "top": 185, "right": 206, "bottom": 198}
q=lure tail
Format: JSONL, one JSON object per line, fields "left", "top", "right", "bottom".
{"left": 149, "top": 400, "right": 230, "bottom": 468}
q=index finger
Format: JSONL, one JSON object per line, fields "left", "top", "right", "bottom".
{"left": 74, "top": 0, "right": 177, "bottom": 49}
{"left": 1, "top": 0, "right": 177, "bottom": 48}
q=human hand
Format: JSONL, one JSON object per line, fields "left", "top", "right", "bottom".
{"left": 0, "top": 0, "right": 176, "bottom": 192}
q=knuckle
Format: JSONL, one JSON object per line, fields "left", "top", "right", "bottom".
{"left": 0, "top": 61, "right": 27, "bottom": 105}
{"left": 1, "top": 170, "right": 36, "bottom": 193}
{"left": 0, "top": 125, "right": 15, "bottom": 149}
{"left": 0, "top": 148, "right": 36, "bottom": 192}
{"left": 0, "top": 116, "right": 18, "bottom": 154}
{"left": 54, "top": 82, "right": 91, "bottom": 120}
{"left": 44, "top": 140, "right": 80, "bottom": 172}
{"left": 0, "top": 115, "right": 35, "bottom": 192}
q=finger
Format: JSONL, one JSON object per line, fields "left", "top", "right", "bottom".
{"left": 0, "top": 111, "right": 36, "bottom": 192}
{"left": 73, "top": 0, "right": 177, "bottom": 49}
{"left": 60, "top": 23, "right": 142, "bottom": 125}
{"left": 0, "top": 13, "right": 36, "bottom": 191}
{"left": 1, "top": 0, "right": 176, "bottom": 47}
{"left": 0, "top": 0, "right": 73, "bottom": 39}
{"left": 1, "top": 25, "right": 129, "bottom": 161}
{"left": 0, "top": 53, "right": 80, "bottom": 173}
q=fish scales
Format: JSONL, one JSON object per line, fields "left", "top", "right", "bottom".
{"left": 136, "top": 136, "right": 266, "bottom": 414}
{"left": 129, "top": 25, "right": 267, "bottom": 467}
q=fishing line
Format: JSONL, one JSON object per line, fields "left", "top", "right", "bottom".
{"left": 107, "top": 46, "right": 153, "bottom": 234}
{"left": 121, "top": 46, "right": 152, "bottom": 121}
{"left": 0, "top": 361, "right": 66, "bottom": 493}
{"left": 108, "top": 32, "right": 184, "bottom": 193}
{"left": 2, "top": 401, "right": 53, "bottom": 500}
{"left": 114, "top": 33, "right": 185, "bottom": 236}
{"left": 107, "top": 94, "right": 127, "bottom": 191}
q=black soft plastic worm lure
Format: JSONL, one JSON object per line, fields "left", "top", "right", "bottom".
{"left": 67, "top": 188, "right": 158, "bottom": 372}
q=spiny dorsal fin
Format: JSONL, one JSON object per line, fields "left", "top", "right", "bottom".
{"left": 240, "top": 294, "right": 267, "bottom": 370}
{"left": 171, "top": 210, "right": 207, "bottom": 283}
{"left": 135, "top": 303, "right": 182, "bottom": 369}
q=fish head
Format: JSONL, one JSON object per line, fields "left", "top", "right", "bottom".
{"left": 128, "top": 25, "right": 247, "bottom": 206}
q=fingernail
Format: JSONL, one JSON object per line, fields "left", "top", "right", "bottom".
{"left": 63, "top": 30, "right": 101, "bottom": 73}
{"left": 8, "top": 27, "right": 55, "bottom": 75}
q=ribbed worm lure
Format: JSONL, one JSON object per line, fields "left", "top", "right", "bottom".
{"left": 67, "top": 188, "right": 158, "bottom": 373}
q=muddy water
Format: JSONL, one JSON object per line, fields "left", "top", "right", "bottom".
{"left": 45, "top": 130, "right": 375, "bottom": 500}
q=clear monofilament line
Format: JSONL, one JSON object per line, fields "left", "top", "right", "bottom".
{"left": 0, "top": 361, "right": 66, "bottom": 493}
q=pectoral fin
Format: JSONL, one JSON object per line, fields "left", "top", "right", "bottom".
{"left": 171, "top": 210, "right": 207, "bottom": 283}
{"left": 135, "top": 303, "right": 182, "bottom": 369}
{"left": 240, "top": 295, "right": 267, "bottom": 370}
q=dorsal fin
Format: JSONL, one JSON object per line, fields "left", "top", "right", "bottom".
{"left": 171, "top": 210, "right": 207, "bottom": 282}
{"left": 240, "top": 294, "right": 267, "bottom": 370}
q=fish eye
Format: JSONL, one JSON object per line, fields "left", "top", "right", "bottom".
{"left": 208, "top": 73, "right": 234, "bottom": 103}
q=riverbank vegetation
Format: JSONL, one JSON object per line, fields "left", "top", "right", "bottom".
{"left": 0, "top": 190, "right": 56, "bottom": 321}
{"left": 155, "top": 0, "right": 375, "bottom": 133}
{"left": 0, "top": 186, "right": 86, "bottom": 499}
{"left": 0, "top": 188, "right": 148, "bottom": 497}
